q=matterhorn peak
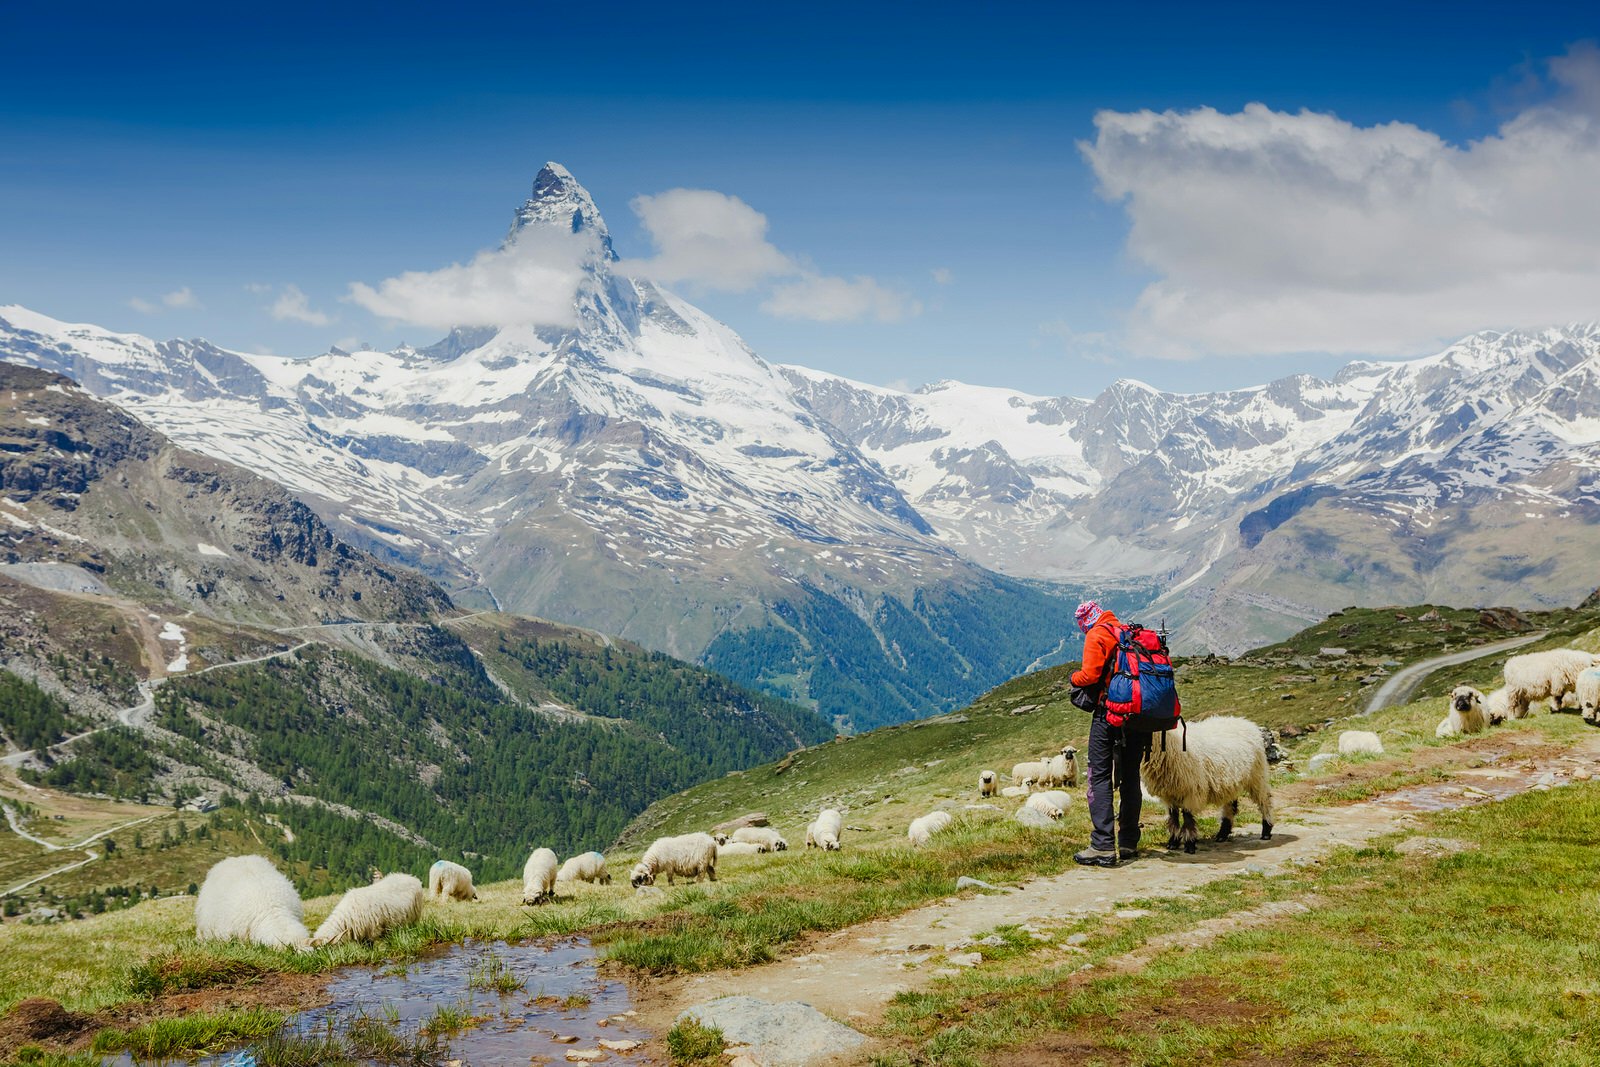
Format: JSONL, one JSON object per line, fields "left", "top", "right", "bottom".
{"left": 507, "top": 162, "right": 615, "bottom": 260}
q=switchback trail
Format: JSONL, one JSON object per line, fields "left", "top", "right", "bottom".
{"left": 1364, "top": 630, "right": 1547, "bottom": 714}
{"left": 644, "top": 731, "right": 1600, "bottom": 1061}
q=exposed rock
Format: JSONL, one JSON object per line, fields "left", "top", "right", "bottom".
{"left": 1308, "top": 753, "right": 1338, "bottom": 773}
{"left": 676, "top": 996, "right": 867, "bottom": 1067}
{"left": 947, "top": 952, "right": 982, "bottom": 967}
{"left": 1478, "top": 607, "right": 1533, "bottom": 632}
{"left": 711, "top": 812, "right": 769, "bottom": 833}
{"left": 598, "top": 1039, "right": 640, "bottom": 1052}
{"left": 955, "top": 876, "right": 999, "bottom": 891}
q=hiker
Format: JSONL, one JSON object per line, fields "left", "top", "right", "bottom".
{"left": 1068, "top": 599, "right": 1142, "bottom": 867}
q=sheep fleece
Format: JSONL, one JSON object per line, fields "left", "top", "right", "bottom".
{"left": 311, "top": 873, "right": 423, "bottom": 946}
{"left": 194, "top": 854, "right": 309, "bottom": 949}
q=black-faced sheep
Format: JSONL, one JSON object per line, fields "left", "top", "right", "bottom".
{"left": 1338, "top": 730, "right": 1383, "bottom": 755}
{"left": 1578, "top": 667, "right": 1600, "bottom": 725}
{"left": 1503, "top": 649, "right": 1600, "bottom": 718}
{"left": 428, "top": 859, "right": 479, "bottom": 901}
{"left": 805, "top": 808, "right": 843, "bottom": 850}
{"left": 1436, "top": 685, "right": 1488, "bottom": 738}
{"left": 311, "top": 873, "right": 424, "bottom": 946}
{"left": 716, "top": 840, "right": 767, "bottom": 857}
{"left": 1044, "top": 746, "right": 1080, "bottom": 787}
{"left": 978, "top": 770, "right": 997, "bottom": 797}
{"left": 1141, "top": 715, "right": 1274, "bottom": 854}
{"left": 1011, "top": 760, "right": 1049, "bottom": 786}
{"left": 1022, "top": 790, "right": 1072, "bottom": 820}
{"left": 556, "top": 851, "right": 612, "bottom": 885}
{"left": 907, "top": 810, "right": 953, "bottom": 846}
{"left": 194, "top": 855, "right": 309, "bottom": 950}
{"left": 522, "top": 847, "right": 558, "bottom": 904}
{"left": 631, "top": 832, "right": 718, "bottom": 888}
{"left": 731, "top": 826, "right": 788, "bottom": 852}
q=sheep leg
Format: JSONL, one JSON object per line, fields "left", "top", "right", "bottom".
{"left": 1165, "top": 807, "right": 1182, "bottom": 849}
{"left": 1253, "top": 781, "right": 1275, "bottom": 841}
{"left": 1215, "top": 799, "right": 1238, "bottom": 842}
{"left": 1181, "top": 810, "right": 1199, "bottom": 854}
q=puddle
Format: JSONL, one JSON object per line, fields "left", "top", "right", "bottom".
{"left": 1377, "top": 749, "right": 1567, "bottom": 813}
{"left": 110, "top": 937, "right": 653, "bottom": 1066}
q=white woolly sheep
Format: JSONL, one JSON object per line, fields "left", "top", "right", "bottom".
{"left": 1338, "top": 730, "right": 1384, "bottom": 755}
{"left": 427, "top": 859, "right": 479, "bottom": 902}
{"left": 1484, "top": 687, "right": 1511, "bottom": 725}
{"left": 999, "top": 784, "right": 1030, "bottom": 798}
{"left": 1503, "top": 648, "right": 1600, "bottom": 718}
{"left": 311, "top": 873, "right": 423, "bottom": 946}
{"left": 711, "top": 831, "right": 730, "bottom": 846}
{"left": 1043, "top": 746, "right": 1080, "bottom": 788}
{"left": 717, "top": 840, "right": 767, "bottom": 857}
{"left": 907, "top": 810, "right": 953, "bottom": 847}
{"left": 1577, "top": 667, "right": 1600, "bottom": 725}
{"left": 1011, "top": 760, "right": 1049, "bottom": 786}
{"left": 1436, "top": 685, "right": 1489, "bottom": 738}
{"left": 555, "top": 851, "right": 612, "bottom": 885}
{"left": 631, "top": 831, "right": 718, "bottom": 888}
{"left": 806, "top": 808, "right": 843, "bottom": 851}
{"left": 1022, "top": 789, "right": 1072, "bottom": 820}
{"left": 521, "top": 848, "right": 559, "bottom": 904}
{"left": 731, "top": 826, "right": 788, "bottom": 852}
{"left": 1141, "top": 716, "right": 1274, "bottom": 854}
{"left": 194, "top": 855, "right": 309, "bottom": 950}
{"left": 978, "top": 770, "right": 997, "bottom": 797}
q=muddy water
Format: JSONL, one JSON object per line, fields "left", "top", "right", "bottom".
{"left": 114, "top": 937, "right": 654, "bottom": 1066}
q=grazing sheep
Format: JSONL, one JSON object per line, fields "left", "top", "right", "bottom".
{"left": 555, "top": 851, "right": 612, "bottom": 885}
{"left": 805, "top": 808, "right": 843, "bottom": 851}
{"left": 978, "top": 770, "right": 997, "bottom": 797}
{"left": 907, "top": 810, "right": 953, "bottom": 847}
{"left": 1338, "top": 730, "right": 1384, "bottom": 755}
{"left": 630, "top": 832, "right": 719, "bottom": 888}
{"left": 194, "top": 855, "right": 309, "bottom": 950}
{"left": 1044, "top": 746, "right": 1080, "bottom": 788}
{"left": 731, "top": 826, "right": 788, "bottom": 852}
{"left": 1435, "top": 685, "right": 1489, "bottom": 738}
{"left": 1577, "top": 667, "right": 1600, "bottom": 725}
{"left": 1484, "top": 687, "right": 1511, "bottom": 725}
{"left": 711, "top": 831, "right": 730, "bottom": 846}
{"left": 999, "top": 784, "right": 1031, "bottom": 798}
{"left": 521, "top": 848, "right": 559, "bottom": 904}
{"left": 1011, "top": 760, "right": 1049, "bottom": 786}
{"left": 1503, "top": 648, "right": 1600, "bottom": 718}
{"left": 716, "top": 840, "right": 767, "bottom": 857}
{"left": 311, "top": 873, "right": 423, "bottom": 946}
{"left": 427, "top": 859, "right": 478, "bottom": 902}
{"left": 1022, "top": 790, "right": 1072, "bottom": 820}
{"left": 1141, "top": 716, "right": 1274, "bottom": 855}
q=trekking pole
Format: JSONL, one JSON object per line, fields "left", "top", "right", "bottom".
{"left": 1111, "top": 726, "right": 1122, "bottom": 866}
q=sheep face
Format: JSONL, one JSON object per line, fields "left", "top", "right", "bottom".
{"left": 629, "top": 862, "right": 654, "bottom": 888}
{"left": 1452, "top": 686, "right": 1482, "bottom": 714}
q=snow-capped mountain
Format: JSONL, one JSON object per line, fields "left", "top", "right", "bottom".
{"left": 4, "top": 163, "right": 1599, "bottom": 679}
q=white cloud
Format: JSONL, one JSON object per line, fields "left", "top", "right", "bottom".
{"left": 162, "top": 287, "right": 200, "bottom": 309}
{"left": 761, "top": 274, "right": 919, "bottom": 323}
{"left": 345, "top": 230, "right": 588, "bottom": 330}
{"left": 620, "top": 189, "right": 794, "bottom": 292}
{"left": 1081, "top": 42, "right": 1600, "bottom": 358}
{"left": 931, "top": 267, "right": 953, "bottom": 285}
{"left": 268, "top": 285, "right": 334, "bottom": 326}
{"left": 127, "top": 297, "right": 158, "bottom": 314}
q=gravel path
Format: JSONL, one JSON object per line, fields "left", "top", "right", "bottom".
{"left": 1363, "top": 631, "right": 1547, "bottom": 714}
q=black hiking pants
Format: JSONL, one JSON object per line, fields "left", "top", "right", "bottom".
{"left": 1085, "top": 712, "right": 1143, "bottom": 852}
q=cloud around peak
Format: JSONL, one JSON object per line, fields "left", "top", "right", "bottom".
{"left": 1082, "top": 41, "right": 1600, "bottom": 359}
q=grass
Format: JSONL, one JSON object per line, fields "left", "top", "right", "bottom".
{"left": 466, "top": 948, "right": 524, "bottom": 993}
{"left": 90, "top": 1006, "right": 285, "bottom": 1056}
{"left": 418, "top": 999, "right": 479, "bottom": 1037}
{"left": 872, "top": 780, "right": 1600, "bottom": 1066}
{"left": 666, "top": 1014, "right": 726, "bottom": 1064}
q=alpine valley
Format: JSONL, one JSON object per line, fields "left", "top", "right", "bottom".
{"left": 4, "top": 164, "right": 1600, "bottom": 726}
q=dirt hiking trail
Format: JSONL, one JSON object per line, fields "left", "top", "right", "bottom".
{"left": 644, "top": 731, "right": 1600, "bottom": 1061}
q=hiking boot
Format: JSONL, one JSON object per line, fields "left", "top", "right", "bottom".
{"left": 1119, "top": 847, "right": 1139, "bottom": 861}
{"left": 1073, "top": 847, "right": 1118, "bottom": 868}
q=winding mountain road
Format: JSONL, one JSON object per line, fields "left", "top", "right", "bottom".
{"left": 1363, "top": 631, "right": 1547, "bottom": 714}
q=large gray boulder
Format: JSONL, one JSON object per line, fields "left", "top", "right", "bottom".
{"left": 676, "top": 995, "right": 867, "bottom": 1067}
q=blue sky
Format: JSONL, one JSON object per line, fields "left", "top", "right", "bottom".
{"left": 2, "top": 1, "right": 1597, "bottom": 395}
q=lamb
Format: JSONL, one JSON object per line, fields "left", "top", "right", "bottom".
{"left": 805, "top": 808, "right": 843, "bottom": 851}
{"left": 1022, "top": 790, "right": 1072, "bottom": 820}
{"left": 716, "top": 840, "right": 767, "bottom": 857}
{"left": 521, "top": 848, "right": 559, "bottom": 904}
{"left": 1484, "top": 687, "right": 1511, "bottom": 725}
{"left": 731, "top": 826, "right": 788, "bottom": 852}
{"left": 1011, "top": 760, "right": 1049, "bottom": 786}
{"left": 1043, "top": 746, "right": 1080, "bottom": 788}
{"left": 1503, "top": 648, "right": 1600, "bottom": 718}
{"left": 1338, "top": 730, "right": 1384, "bottom": 755}
{"left": 1577, "top": 667, "right": 1600, "bottom": 725}
{"left": 1140, "top": 715, "right": 1274, "bottom": 855}
{"left": 978, "top": 770, "right": 997, "bottom": 797}
{"left": 999, "top": 784, "right": 1031, "bottom": 798}
{"left": 427, "top": 859, "right": 479, "bottom": 902}
{"left": 556, "top": 851, "right": 612, "bottom": 885}
{"left": 907, "top": 810, "right": 953, "bottom": 847}
{"left": 1435, "top": 685, "right": 1488, "bottom": 738}
{"left": 310, "top": 873, "right": 423, "bottom": 946}
{"left": 194, "top": 855, "right": 309, "bottom": 950}
{"left": 630, "top": 832, "right": 718, "bottom": 888}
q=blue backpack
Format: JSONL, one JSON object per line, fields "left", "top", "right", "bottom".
{"left": 1103, "top": 624, "right": 1182, "bottom": 734}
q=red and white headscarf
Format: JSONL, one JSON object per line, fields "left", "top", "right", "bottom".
{"left": 1075, "top": 600, "right": 1103, "bottom": 633}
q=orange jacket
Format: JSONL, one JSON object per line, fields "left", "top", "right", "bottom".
{"left": 1069, "top": 608, "right": 1122, "bottom": 689}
